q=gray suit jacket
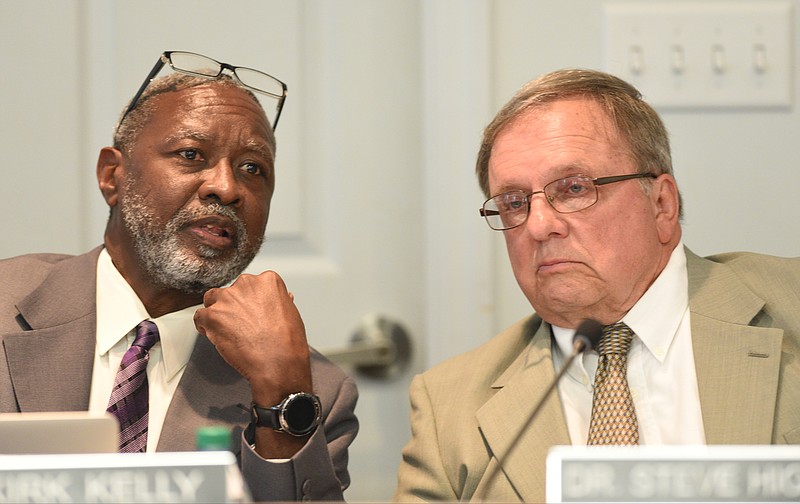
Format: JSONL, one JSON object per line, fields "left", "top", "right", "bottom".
{"left": 394, "top": 248, "right": 800, "bottom": 502}
{"left": 0, "top": 247, "right": 359, "bottom": 502}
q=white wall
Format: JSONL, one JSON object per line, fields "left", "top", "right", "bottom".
{"left": 0, "top": 1, "right": 87, "bottom": 256}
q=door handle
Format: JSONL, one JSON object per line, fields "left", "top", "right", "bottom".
{"left": 319, "top": 314, "right": 412, "bottom": 379}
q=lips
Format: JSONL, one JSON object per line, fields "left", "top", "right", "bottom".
{"left": 537, "top": 259, "right": 582, "bottom": 273}
{"left": 186, "top": 215, "right": 237, "bottom": 249}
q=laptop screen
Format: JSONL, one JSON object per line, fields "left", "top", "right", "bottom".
{"left": 0, "top": 411, "right": 119, "bottom": 454}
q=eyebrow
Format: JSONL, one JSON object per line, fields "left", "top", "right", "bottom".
{"left": 492, "top": 166, "right": 590, "bottom": 195}
{"left": 163, "top": 128, "right": 274, "bottom": 163}
{"left": 242, "top": 138, "right": 275, "bottom": 164}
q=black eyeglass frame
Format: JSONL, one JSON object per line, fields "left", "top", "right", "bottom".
{"left": 117, "top": 50, "right": 288, "bottom": 131}
{"left": 479, "top": 173, "right": 658, "bottom": 231}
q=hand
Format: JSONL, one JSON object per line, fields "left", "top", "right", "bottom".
{"left": 194, "top": 270, "right": 313, "bottom": 410}
{"left": 194, "top": 271, "right": 315, "bottom": 458}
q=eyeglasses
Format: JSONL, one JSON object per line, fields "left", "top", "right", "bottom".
{"left": 479, "top": 173, "right": 657, "bottom": 231}
{"left": 118, "top": 50, "right": 288, "bottom": 130}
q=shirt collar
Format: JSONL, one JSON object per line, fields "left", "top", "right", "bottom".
{"left": 96, "top": 248, "right": 200, "bottom": 381}
{"left": 552, "top": 241, "right": 688, "bottom": 364}
{"left": 624, "top": 242, "right": 688, "bottom": 362}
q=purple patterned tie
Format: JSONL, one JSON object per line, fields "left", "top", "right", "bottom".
{"left": 106, "top": 320, "right": 159, "bottom": 453}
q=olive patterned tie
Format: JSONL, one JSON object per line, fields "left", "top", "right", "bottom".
{"left": 587, "top": 322, "right": 639, "bottom": 445}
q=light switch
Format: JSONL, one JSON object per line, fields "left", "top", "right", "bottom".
{"left": 603, "top": 1, "right": 793, "bottom": 108}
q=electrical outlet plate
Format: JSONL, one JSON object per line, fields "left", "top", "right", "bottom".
{"left": 604, "top": 1, "right": 793, "bottom": 108}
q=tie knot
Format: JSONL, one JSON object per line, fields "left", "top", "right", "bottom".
{"left": 132, "top": 320, "right": 159, "bottom": 350}
{"left": 597, "top": 322, "right": 634, "bottom": 356}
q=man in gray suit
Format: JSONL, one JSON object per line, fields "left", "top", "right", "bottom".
{"left": 0, "top": 51, "right": 358, "bottom": 501}
{"left": 394, "top": 69, "right": 800, "bottom": 502}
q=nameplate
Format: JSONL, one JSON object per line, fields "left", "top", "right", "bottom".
{"left": 0, "top": 451, "right": 248, "bottom": 503}
{"left": 546, "top": 445, "right": 800, "bottom": 502}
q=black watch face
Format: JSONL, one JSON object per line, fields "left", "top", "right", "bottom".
{"left": 286, "top": 395, "right": 318, "bottom": 432}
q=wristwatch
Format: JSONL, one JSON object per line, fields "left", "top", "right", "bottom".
{"left": 250, "top": 392, "right": 322, "bottom": 437}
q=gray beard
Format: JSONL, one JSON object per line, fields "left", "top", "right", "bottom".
{"left": 119, "top": 187, "right": 263, "bottom": 295}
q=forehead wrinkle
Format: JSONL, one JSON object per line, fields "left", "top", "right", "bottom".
{"left": 162, "top": 127, "right": 211, "bottom": 144}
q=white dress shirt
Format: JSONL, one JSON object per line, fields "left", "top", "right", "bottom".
{"left": 552, "top": 242, "right": 707, "bottom": 445}
{"left": 88, "top": 249, "right": 200, "bottom": 452}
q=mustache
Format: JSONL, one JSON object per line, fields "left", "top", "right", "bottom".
{"left": 171, "top": 202, "right": 248, "bottom": 244}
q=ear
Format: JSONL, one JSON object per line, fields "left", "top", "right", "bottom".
{"left": 652, "top": 174, "right": 681, "bottom": 244}
{"left": 96, "top": 147, "right": 125, "bottom": 208}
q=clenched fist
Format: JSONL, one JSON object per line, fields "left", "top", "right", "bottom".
{"left": 194, "top": 270, "right": 314, "bottom": 458}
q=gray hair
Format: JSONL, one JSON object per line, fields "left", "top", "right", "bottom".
{"left": 475, "top": 68, "right": 681, "bottom": 217}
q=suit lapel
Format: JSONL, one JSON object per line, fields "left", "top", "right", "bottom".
{"left": 476, "top": 321, "right": 570, "bottom": 502}
{"left": 158, "top": 334, "right": 250, "bottom": 454}
{"left": 3, "top": 246, "right": 251, "bottom": 448}
{"left": 4, "top": 248, "right": 102, "bottom": 411}
{"left": 686, "top": 249, "right": 783, "bottom": 444}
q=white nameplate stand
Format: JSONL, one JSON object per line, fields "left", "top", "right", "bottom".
{"left": 0, "top": 451, "right": 250, "bottom": 503}
{"left": 546, "top": 445, "right": 800, "bottom": 503}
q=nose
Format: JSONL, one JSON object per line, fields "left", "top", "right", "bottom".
{"left": 198, "top": 160, "right": 242, "bottom": 207}
{"left": 523, "top": 194, "right": 568, "bottom": 241}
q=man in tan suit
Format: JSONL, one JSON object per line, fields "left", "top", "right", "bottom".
{"left": 394, "top": 69, "right": 800, "bottom": 502}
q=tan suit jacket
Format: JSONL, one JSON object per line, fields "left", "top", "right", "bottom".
{"left": 394, "top": 248, "right": 800, "bottom": 502}
{"left": 0, "top": 247, "right": 359, "bottom": 502}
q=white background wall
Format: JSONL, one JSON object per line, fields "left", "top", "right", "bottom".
{"left": 1, "top": 0, "right": 798, "bottom": 501}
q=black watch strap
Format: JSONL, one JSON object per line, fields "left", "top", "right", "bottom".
{"left": 250, "top": 392, "right": 322, "bottom": 437}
